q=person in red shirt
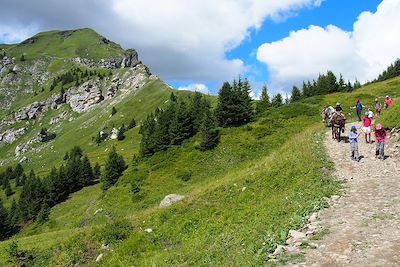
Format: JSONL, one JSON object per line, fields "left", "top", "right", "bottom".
{"left": 374, "top": 124, "right": 387, "bottom": 160}
{"left": 384, "top": 95, "right": 393, "bottom": 110}
{"left": 362, "top": 112, "right": 372, "bottom": 143}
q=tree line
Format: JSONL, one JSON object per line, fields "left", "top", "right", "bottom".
{"left": 372, "top": 58, "right": 400, "bottom": 83}
{"left": 0, "top": 146, "right": 127, "bottom": 240}
{"left": 139, "top": 92, "right": 220, "bottom": 157}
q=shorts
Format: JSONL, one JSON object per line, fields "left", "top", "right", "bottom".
{"left": 362, "top": 126, "right": 371, "bottom": 133}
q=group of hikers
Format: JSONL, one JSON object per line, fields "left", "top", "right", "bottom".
{"left": 322, "top": 95, "right": 394, "bottom": 162}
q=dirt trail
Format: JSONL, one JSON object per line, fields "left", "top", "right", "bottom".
{"left": 298, "top": 122, "right": 400, "bottom": 266}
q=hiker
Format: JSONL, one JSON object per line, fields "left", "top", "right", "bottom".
{"left": 375, "top": 98, "right": 382, "bottom": 116}
{"left": 384, "top": 95, "right": 393, "bottom": 110}
{"left": 375, "top": 123, "right": 387, "bottom": 160}
{"left": 349, "top": 125, "right": 360, "bottom": 161}
{"left": 362, "top": 112, "right": 372, "bottom": 143}
{"left": 355, "top": 98, "right": 363, "bottom": 121}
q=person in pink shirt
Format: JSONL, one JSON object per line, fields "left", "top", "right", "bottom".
{"left": 362, "top": 112, "right": 372, "bottom": 143}
{"left": 374, "top": 124, "right": 387, "bottom": 160}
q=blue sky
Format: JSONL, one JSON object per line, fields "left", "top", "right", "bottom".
{"left": 1, "top": 0, "right": 399, "bottom": 97}
{"left": 169, "top": 0, "right": 382, "bottom": 95}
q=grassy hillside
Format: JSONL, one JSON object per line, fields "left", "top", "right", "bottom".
{"left": 0, "top": 77, "right": 399, "bottom": 266}
{"left": 2, "top": 28, "right": 124, "bottom": 61}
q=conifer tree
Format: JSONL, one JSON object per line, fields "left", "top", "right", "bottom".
{"left": 271, "top": 93, "right": 283, "bottom": 108}
{"left": 80, "top": 156, "right": 94, "bottom": 186}
{"left": 256, "top": 84, "right": 271, "bottom": 113}
{"left": 117, "top": 124, "right": 126, "bottom": 140}
{"left": 101, "top": 147, "right": 127, "bottom": 190}
{"left": 94, "top": 163, "right": 101, "bottom": 179}
{"left": 0, "top": 198, "right": 9, "bottom": 239}
{"left": 290, "top": 86, "right": 302, "bottom": 102}
{"left": 199, "top": 109, "right": 220, "bottom": 151}
{"left": 36, "top": 202, "right": 50, "bottom": 224}
{"left": 139, "top": 113, "right": 157, "bottom": 157}
{"left": 111, "top": 107, "right": 117, "bottom": 116}
{"left": 215, "top": 82, "right": 234, "bottom": 127}
{"left": 18, "top": 171, "right": 44, "bottom": 221}
{"left": 128, "top": 118, "right": 136, "bottom": 129}
{"left": 8, "top": 198, "right": 18, "bottom": 227}
{"left": 169, "top": 100, "right": 194, "bottom": 145}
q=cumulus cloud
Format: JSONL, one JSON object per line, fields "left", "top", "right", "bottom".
{"left": 0, "top": 0, "right": 321, "bottom": 83}
{"left": 178, "top": 83, "right": 209, "bottom": 94}
{"left": 257, "top": 0, "right": 400, "bottom": 91}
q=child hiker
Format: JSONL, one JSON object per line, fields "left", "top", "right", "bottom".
{"left": 362, "top": 112, "right": 372, "bottom": 143}
{"left": 349, "top": 125, "right": 360, "bottom": 161}
{"left": 375, "top": 123, "right": 387, "bottom": 160}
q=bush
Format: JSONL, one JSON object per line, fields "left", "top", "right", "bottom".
{"left": 96, "top": 219, "right": 133, "bottom": 245}
{"left": 176, "top": 170, "right": 192, "bottom": 182}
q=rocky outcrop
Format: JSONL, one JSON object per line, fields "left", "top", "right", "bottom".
{"left": 159, "top": 194, "right": 185, "bottom": 208}
{"left": 50, "top": 111, "right": 69, "bottom": 124}
{"left": 15, "top": 143, "right": 28, "bottom": 157}
{"left": 14, "top": 101, "right": 45, "bottom": 121}
{"left": 0, "top": 127, "right": 27, "bottom": 144}
{"left": 106, "top": 77, "right": 121, "bottom": 98}
{"left": 0, "top": 56, "right": 15, "bottom": 75}
{"left": 121, "top": 49, "right": 139, "bottom": 68}
{"left": 68, "top": 79, "right": 104, "bottom": 112}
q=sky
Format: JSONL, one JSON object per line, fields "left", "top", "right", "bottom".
{"left": 1, "top": 0, "right": 399, "bottom": 97}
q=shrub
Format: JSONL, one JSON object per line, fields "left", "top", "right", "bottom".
{"left": 176, "top": 170, "right": 192, "bottom": 182}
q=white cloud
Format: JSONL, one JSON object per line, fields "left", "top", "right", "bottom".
{"left": 0, "top": 24, "right": 37, "bottom": 44}
{"left": 0, "top": 0, "right": 322, "bottom": 83}
{"left": 178, "top": 83, "right": 209, "bottom": 94}
{"left": 257, "top": 0, "right": 400, "bottom": 91}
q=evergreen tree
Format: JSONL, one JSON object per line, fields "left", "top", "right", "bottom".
{"left": 111, "top": 107, "right": 117, "bottom": 116}
{"left": 70, "top": 146, "right": 83, "bottom": 158}
{"left": 256, "top": 84, "right": 271, "bottom": 113}
{"left": 199, "top": 109, "right": 220, "bottom": 151}
{"left": 80, "top": 156, "right": 94, "bottom": 186}
{"left": 117, "top": 124, "right": 126, "bottom": 140}
{"left": 4, "top": 179, "right": 13, "bottom": 197}
{"left": 63, "top": 152, "right": 69, "bottom": 160}
{"left": 0, "top": 198, "right": 9, "bottom": 239}
{"left": 215, "top": 82, "right": 234, "bottom": 127}
{"left": 154, "top": 108, "right": 173, "bottom": 151}
{"left": 94, "top": 163, "right": 101, "bottom": 179}
{"left": 128, "top": 118, "right": 136, "bottom": 129}
{"left": 101, "top": 147, "right": 126, "bottom": 190}
{"left": 239, "top": 78, "right": 254, "bottom": 123}
{"left": 271, "top": 93, "right": 283, "bottom": 108}
{"left": 8, "top": 199, "right": 18, "bottom": 227}
{"left": 190, "top": 92, "right": 209, "bottom": 132}
{"left": 18, "top": 171, "right": 44, "bottom": 221}
{"left": 169, "top": 100, "right": 194, "bottom": 145}
{"left": 139, "top": 113, "right": 157, "bottom": 157}
{"left": 20, "top": 54, "right": 25, "bottom": 62}
{"left": 36, "top": 202, "right": 50, "bottom": 224}
{"left": 290, "top": 86, "right": 302, "bottom": 102}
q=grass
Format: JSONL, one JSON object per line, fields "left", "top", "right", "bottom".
{"left": 310, "top": 228, "right": 330, "bottom": 240}
{"left": 377, "top": 100, "right": 400, "bottom": 129}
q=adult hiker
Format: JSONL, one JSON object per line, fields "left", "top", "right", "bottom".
{"left": 375, "top": 123, "right": 387, "bottom": 160}
{"left": 355, "top": 98, "right": 363, "bottom": 121}
{"left": 375, "top": 97, "right": 382, "bottom": 116}
{"left": 384, "top": 95, "right": 393, "bottom": 110}
{"left": 362, "top": 112, "right": 372, "bottom": 143}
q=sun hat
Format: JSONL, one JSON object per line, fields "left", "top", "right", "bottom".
{"left": 375, "top": 98, "right": 378, "bottom": 101}
{"left": 351, "top": 125, "right": 356, "bottom": 130}
{"left": 376, "top": 124, "right": 382, "bottom": 130}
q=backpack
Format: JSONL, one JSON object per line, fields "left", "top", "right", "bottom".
{"left": 356, "top": 102, "right": 362, "bottom": 110}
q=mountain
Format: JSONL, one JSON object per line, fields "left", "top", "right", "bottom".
{"left": 0, "top": 29, "right": 399, "bottom": 266}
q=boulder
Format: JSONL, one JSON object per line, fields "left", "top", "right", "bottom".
{"left": 110, "top": 128, "right": 119, "bottom": 139}
{"left": 159, "top": 194, "right": 185, "bottom": 208}
{"left": 19, "top": 156, "right": 30, "bottom": 163}
{"left": 99, "top": 131, "right": 108, "bottom": 140}
{"left": 288, "top": 230, "right": 306, "bottom": 240}
{"left": 68, "top": 80, "right": 104, "bottom": 112}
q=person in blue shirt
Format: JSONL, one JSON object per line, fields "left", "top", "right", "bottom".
{"left": 355, "top": 98, "right": 363, "bottom": 122}
{"left": 349, "top": 125, "right": 360, "bottom": 161}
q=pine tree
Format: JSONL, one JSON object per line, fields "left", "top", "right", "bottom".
{"left": 190, "top": 92, "right": 209, "bottom": 132}
{"left": 199, "top": 109, "right": 220, "bottom": 151}
{"left": 101, "top": 147, "right": 127, "bottom": 190}
{"left": 111, "top": 107, "right": 117, "bottom": 116}
{"left": 18, "top": 170, "right": 44, "bottom": 221}
{"left": 94, "top": 163, "right": 101, "bottom": 179}
{"left": 80, "top": 156, "right": 94, "bottom": 186}
{"left": 0, "top": 198, "right": 9, "bottom": 239}
{"left": 290, "top": 86, "right": 302, "bottom": 102}
{"left": 117, "top": 124, "right": 126, "bottom": 140}
{"left": 4, "top": 179, "right": 13, "bottom": 197}
{"left": 169, "top": 100, "right": 194, "bottom": 145}
{"left": 256, "top": 84, "right": 271, "bottom": 113}
{"left": 70, "top": 146, "right": 83, "bottom": 158}
{"left": 271, "top": 93, "right": 283, "bottom": 108}
{"left": 8, "top": 198, "right": 18, "bottom": 227}
{"left": 36, "top": 202, "right": 50, "bottom": 224}
{"left": 139, "top": 113, "right": 157, "bottom": 157}
{"left": 20, "top": 54, "right": 25, "bottom": 62}
{"left": 128, "top": 118, "right": 136, "bottom": 129}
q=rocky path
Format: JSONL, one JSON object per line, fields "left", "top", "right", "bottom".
{"left": 296, "top": 122, "right": 400, "bottom": 266}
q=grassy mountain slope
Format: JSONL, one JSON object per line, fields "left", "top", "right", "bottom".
{"left": 1, "top": 76, "right": 398, "bottom": 265}
{"left": 2, "top": 28, "right": 124, "bottom": 61}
